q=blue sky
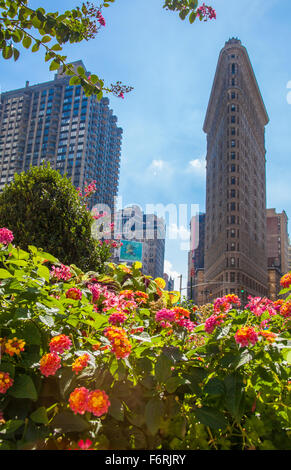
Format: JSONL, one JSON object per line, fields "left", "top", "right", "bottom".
{"left": 1, "top": 0, "right": 291, "bottom": 291}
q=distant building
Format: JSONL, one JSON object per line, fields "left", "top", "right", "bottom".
{"left": 163, "top": 273, "right": 175, "bottom": 291}
{"left": 266, "top": 208, "right": 289, "bottom": 299}
{"left": 114, "top": 205, "right": 165, "bottom": 279}
{"left": 0, "top": 61, "right": 122, "bottom": 210}
{"left": 288, "top": 240, "right": 291, "bottom": 272}
{"left": 187, "top": 213, "right": 205, "bottom": 304}
{"left": 203, "top": 38, "right": 269, "bottom": 305}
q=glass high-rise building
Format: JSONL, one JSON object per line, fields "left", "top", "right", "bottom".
{"left": 0, "top": 60, "right": 122, "bottom": 210}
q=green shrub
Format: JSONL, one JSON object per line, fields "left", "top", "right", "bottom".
{"left": 0, "top": 164, "right": 101, "bottom": 272}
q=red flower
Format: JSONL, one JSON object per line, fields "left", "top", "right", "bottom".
{"left": 49, "top": 334, "right": 72, "bottom": 354}
{"left": 66, "top": 288, "right": 82, "bottom": 301}
{"left": 39, "top": 353, "right": 61, "bottom": 377}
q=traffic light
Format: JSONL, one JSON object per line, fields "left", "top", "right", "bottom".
{"left": 240, "top": 287, "right": 245, "bottom": 294}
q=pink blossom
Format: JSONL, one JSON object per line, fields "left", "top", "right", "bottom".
{"left": 155, "top": 308, "right": 176, "bottom": 324}
{"left": 0, "top": 228, "right": 14, "bottom": 245}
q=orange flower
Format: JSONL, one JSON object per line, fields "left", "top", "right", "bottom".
{"left": 0, "top": 371, "right": 14, "bottom": 394}
{"left": 173, "top": 307, "right": 190, "bottom": 319}
{"left": 69, "top": 387, "right": 89, "bottom": 415}
{"left": 72, "top": 354, "right": 90, "bottom": 375}
{"left": 134, "top": 291, "right": 149, "bottom": 304}
{"left": 104, "top": 326, "right": 132, "bottom": 359}
{"left": 86, "top": 390, "right": 110, "bottom": 417}
{"left": 3, "top": 337, "right": 25, "bottom": 357}
{"left": 259, "top": 330, "right": 277, "bottom": 343}
{"left": 280, "top": 272, "right": 291, "bottom": 289}
{"left": 280, "top": 301, "right": 291, "bottom": 318}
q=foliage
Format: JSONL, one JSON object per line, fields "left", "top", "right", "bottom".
{"left": 0, "top": 235, "right": 290, "bottom": 450}
{"left": 0, "top": 164, "right": 106, "bottom": 272}
{"left": 0, "top": 1, "right": 215, "bottom": 99}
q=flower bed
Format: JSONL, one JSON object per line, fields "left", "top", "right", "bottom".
{"left": 0, "top": 230, "right": 290, "bottom": 450}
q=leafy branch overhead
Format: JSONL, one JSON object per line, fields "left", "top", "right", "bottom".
{"left": 0, "top": 0, "right": 216, "bottom": 99}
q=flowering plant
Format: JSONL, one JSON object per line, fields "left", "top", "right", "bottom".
{"left": 0, "top": 230, "right": 290, "bottom": 450}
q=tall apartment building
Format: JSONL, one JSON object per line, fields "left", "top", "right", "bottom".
{"left": 187, "top": 213, "right": 206, "bottom": 304}
{"left": 114, "top": 205, "right": 165, "bottom": 279}
{"left": 266, "top": 208, "right": 289, "bottom": 299}
{"left": 203, "top": 38, "right": 269, "bottom": 304}
{"left": 0, "top": 61, "right": 122, "bottom": 210}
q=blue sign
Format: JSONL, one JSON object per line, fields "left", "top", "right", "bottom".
{"left": 120, "top": 240, "right": 143, "bottom": 262}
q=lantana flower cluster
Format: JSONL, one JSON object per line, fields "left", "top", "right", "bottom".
{"left": 0, "top": 227, "right": 14, "bottom": 245}
{"left": 50, "top": 264, "right": 72, "bottom": 282}
{"left": 0, "top": 371, "right": 14, "bottom": 394}
{"left": 104, "top": 326, "right": 132, "bottom": 359}
{"left": 39, "top": 334, "right": 72, "bottom": 377}
{"left": 214, "top": 294, "right": 241, "bottom": 314}
{"left": 234, "top": 326, "right": 258, "bottom": 347}
{"left": 72, "top": 354, "right": 90, "bottom": 375}
{"left": 204, "top": 313, "right": 227, "bottom": 334}
{"left": 0, "top": 337, "right": 25, "bottom": 357}
{"left": 69, "top": 387, "right": 110, "bottom": 417}
{"left": 155, "top": 307, "right": 195, "bottom": 332}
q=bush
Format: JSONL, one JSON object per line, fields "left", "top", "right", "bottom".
{"left": 0, "top": 234, "right": 290, "bottom": 450}
{"left": 0, "top": 164, "right": 101, "bottom": 272}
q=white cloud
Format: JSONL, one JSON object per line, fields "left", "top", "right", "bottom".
{"left": 187, "top": 158, "right": 206, "bottom": 174}
{"left": 147, "top": 159, "right": 173, "bottom": 178}
{"left": 164, "top": 260, "right": 181, "bottom": 287}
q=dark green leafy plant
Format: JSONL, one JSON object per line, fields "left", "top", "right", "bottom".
{"left": 0, "top": 164, "right": 102, "bottom": 272}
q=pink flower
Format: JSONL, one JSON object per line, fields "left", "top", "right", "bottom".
{"left": 0, "top": 228, "right": 14, "bottom": 245}
{"left": 97, "top": 11, "right": 106, "bottom": 27}
{"left": 50, "top": 264, "right": 72, "bottom": 282}
{"left": 205, "top": 314, "right": 226, "bottom": 334}
{"left": 155, "top": 308, "right": 176, "bottom": 324}
{"left": 78, "top": 439, "right": 93, "bottom": 450}
{"left": 108, "top": 312, "right": 127, "bottom": 325}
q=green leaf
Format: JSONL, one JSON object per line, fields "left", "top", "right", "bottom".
{"left": 165, "top": 376, "right": 184, "bottom": 393}
{"left": 145, "top": 397, "right": 164, "bottom": 435}
{"left": 37, "top": 265, "right": 50, "bottom": 282}
{"left": 224, "top": 374, "right": 245, "bottom": 419}
{"left": 30, "top": 407, "right": 49, "bottom": 425}
{"left": 49, "top": 60, "right": 60, "bottom": 71}
{"left": 204, "top": 377, "right": 225, "bottom": 396}
{"left": 22, "top": 36, "right": 32, "bottom": 49}
{"left": 235, "top": 349, "right": 254, "bottom": 369}
{"left": 194, "top": 407, "right": 228, "bottom": 430}
{"left": 0, "top": 269, "right": 13, "bottom": 278}
{"left": 189, "top": 11, "right": 197, "bottom": 23}
{"left": 155, "top": 353, "right": 172, "bottom": 383}
{"left": 8, "top": 374, "right": 38, "bottom": 401}
{"left": 0, "top": 420, "right": 24, "bottom": 436}
{"left": 109, "top": 397, "right": 124, "bottom": 421}
{"left": 41, "top": 35, "right": 52, "bottom": 43}
{"left": 50, "top": 411, "right": 90, "bottom": 433}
